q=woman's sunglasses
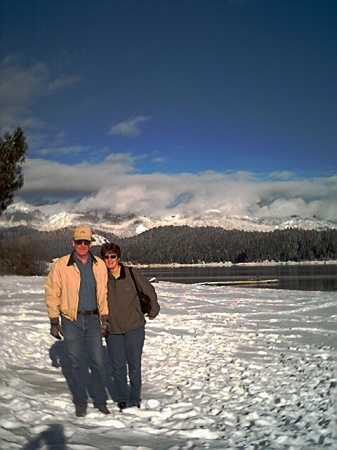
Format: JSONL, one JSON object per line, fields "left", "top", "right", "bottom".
{"left": 104, "top": 254, "right": 118, "bottom": 260}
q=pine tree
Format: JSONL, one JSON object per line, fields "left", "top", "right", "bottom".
{"left": 0, "top": 127, "right": 27, "bottom": 214}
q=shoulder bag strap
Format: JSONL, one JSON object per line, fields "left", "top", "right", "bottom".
{"left": 129, "top": 267, "right": 141, "bottom": 294}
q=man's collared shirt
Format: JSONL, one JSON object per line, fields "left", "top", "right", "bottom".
{"left": 75, "top": 253, "right": 97, "bottom": 311}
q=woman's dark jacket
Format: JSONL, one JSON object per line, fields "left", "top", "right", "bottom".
{"left": 106, "top": 264, "right": 160, "bottom": 334}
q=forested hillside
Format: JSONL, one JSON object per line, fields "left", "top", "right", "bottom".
{"left": 0, "top": 225, "right": 336, "bottom": 275}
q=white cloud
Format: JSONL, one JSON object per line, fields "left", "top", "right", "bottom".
{"left": 37, "top": 145, "right": 90, "bottom": 157}
{"left": 0, "top": 56, "right": 48, "bottom": 133}
{"left": 0, "top": 55, "right": 81, "bottom": 135}
{"left": 47, "top": 74, "right": 81, "bottom": 92}
{"left": 268, "top": 171, "right": 295, "bottom": 180}
{"left": 108, "top": 116, "right": 151, "bottom": 137}
{"left": 17, "top": 157, "right": 337, "bottom": 223}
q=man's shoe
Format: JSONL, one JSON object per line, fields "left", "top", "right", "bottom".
{"left": 118, "top": 402, "right": 127, "bottom": 411}
{"left": 97, "top": 405, "right": 111, "bottom": 414}
{"left": 75, "top": 404, "right": 87, "bottom": 417}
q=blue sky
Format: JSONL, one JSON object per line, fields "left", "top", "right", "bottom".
{"left": 1, "top": 0, "right": 336, "bottom": 222}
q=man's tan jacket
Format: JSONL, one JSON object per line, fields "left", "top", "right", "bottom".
{"left": 45, "top": 252, "right": 108, "bottom": 321}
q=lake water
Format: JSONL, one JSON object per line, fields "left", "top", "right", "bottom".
{"left": 140, "top": 263, "right": 337, "bottom": 291}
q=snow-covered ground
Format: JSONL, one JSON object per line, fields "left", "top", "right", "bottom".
{"left": 0, "top": 276, "right": 336, "bottom": 450}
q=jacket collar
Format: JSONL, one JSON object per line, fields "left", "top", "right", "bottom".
{"left": 107, "top": 263, "right": 126, "bottom": 280}
{"left": 67, "top": 251, "right": 97, "bottom": 267}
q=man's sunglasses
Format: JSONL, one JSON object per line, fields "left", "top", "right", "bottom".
{"left": 104, "top": 254, "right": 118, "bottom": 260}
{"left": 74, "top": 239, "right": 91, "bottom": 246}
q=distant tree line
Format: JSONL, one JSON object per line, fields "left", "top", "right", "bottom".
{"left": 0, "top": 225, "right": 336, "bottom": 275}
{"left": 116, "top": 226, "right": 336, "bottom": 265}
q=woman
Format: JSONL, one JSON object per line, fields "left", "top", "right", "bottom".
{"left": 100, "top": 242, "right": 160, "bottom": 411}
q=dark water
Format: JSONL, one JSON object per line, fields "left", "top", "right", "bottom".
{"left": 141, "top": 264, "right": 337, "bottom": 291}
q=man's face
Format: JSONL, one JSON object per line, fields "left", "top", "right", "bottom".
{"left": 73, "top": 239, "right": 91, "bottom": 257}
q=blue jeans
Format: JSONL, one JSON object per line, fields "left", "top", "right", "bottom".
{"left": 61, "top": 315, "right": 107, "bottom": 407}
{"left": 106, "top": 327, "right": 145, "bottom": 405}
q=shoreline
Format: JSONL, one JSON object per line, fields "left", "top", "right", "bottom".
{"left": 131, "top": 260, "right": 337, "bottom": 268}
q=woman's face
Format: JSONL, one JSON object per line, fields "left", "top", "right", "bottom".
{"left": 103, "top": 253, "right": 119, "bottom": 271}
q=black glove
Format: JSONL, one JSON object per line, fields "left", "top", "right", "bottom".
{"left": 50, "top": 317, "right": 63, "bottom": 340}
{"left": 101, "top": 315, "right": 110, "bottom": 338}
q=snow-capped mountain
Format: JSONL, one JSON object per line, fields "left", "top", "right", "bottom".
{"left": 0, "top": 202, "right": 335, "bottom": 237}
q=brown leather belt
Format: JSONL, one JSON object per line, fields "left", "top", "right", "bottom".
{"left": 77, "top": 309, "right": 99, "bottom": 316}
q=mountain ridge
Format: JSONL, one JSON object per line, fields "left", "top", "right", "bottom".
{"left": 0, "top": 202, "right": 336, "bottom": 238}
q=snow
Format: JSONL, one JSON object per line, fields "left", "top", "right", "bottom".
{"left": 0, "top": 276, "right": 336, "bottom": 449}
{"left": 1, "top": 201, "right": 336, "bottom": 237}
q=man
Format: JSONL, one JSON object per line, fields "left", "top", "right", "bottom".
{"left": 45, "top": 226, "right": 111, "bottom": 417}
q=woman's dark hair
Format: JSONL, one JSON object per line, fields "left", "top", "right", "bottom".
{"left": 100, "top": 242, "right": 121, "bottom": 258}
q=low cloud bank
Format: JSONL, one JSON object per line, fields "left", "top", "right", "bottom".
{"left": 15, "top": 157, "right": 337, "bottom": 223}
